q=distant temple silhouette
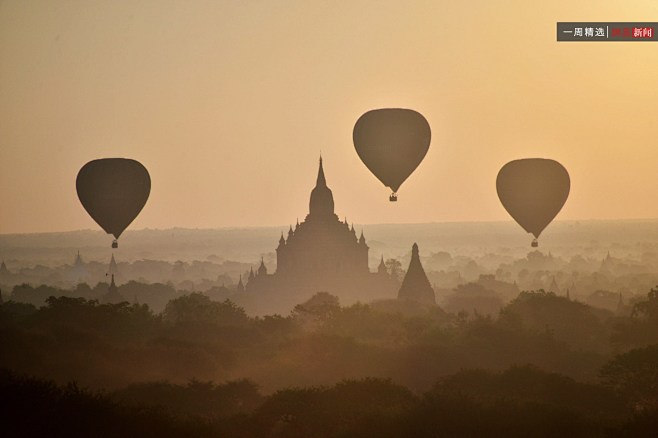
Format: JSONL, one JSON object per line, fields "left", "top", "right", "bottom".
{"left": 0, "top": 261, "right": 9, "bottom": 284}
{"left": 398, "top": 243, "right": 436, "bottom": 306}
{"left": 109, "top": 254, "right": 118, "bottom": 276}
{"left": 69, "top": 250, "right": 90, "bottom": 284}
{"left": 242, "top": 158, "right": 397, "bottom": 313}
{"left": 101, "top": 274, "right": 125, "bottom": 304}
{"left": 275, "top": 157, "right": 369, "bottom": 281}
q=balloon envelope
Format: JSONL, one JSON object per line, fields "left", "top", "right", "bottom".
{"left": 353, "top": 108, "right": 431, "bottom": 194}
{"left": 76, "top": 158, "right": 151, "bottom": 240}
{"left": 496, "top": 158, "right": 570, "bottom": 239}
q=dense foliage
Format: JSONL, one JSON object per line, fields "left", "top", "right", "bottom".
{"left": 2, "top": 287, "right": 658, "bottom": 435}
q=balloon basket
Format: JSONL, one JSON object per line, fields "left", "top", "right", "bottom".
{"left": 531, "top": 239, "right": 538, "bottom": 248}
{"left": 389, "top": 193, "right": 398, "bottom": 202}
{"left": 112, "top": 240, "right": 118, "bottom": 249}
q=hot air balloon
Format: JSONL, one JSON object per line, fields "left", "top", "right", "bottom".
{"left": 496, "top": 158, "right": 570, "bottom": 247}
{"left": 76, "top": 158, "right": 151, "bottom": 248}
{"left": 353, "top": 108, "right": 431, "bottom": 201}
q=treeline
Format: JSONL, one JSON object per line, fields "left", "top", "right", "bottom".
{"left": 5, "top": 281, "right": 182, "bottom": 313}
{"left": 2, "top": 364, "right": 657, "bottom": 437}
{"left": 1, "top": 288, "right": 658, "bottom": 392}
{"left": 2, "top": 288, "right": 658, "bottom": 435}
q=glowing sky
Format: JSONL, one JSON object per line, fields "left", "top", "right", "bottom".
{"left": 2, "top": 0, "right": 658, "bottom": 233}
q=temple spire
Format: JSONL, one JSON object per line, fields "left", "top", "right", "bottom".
{"left": 101, "top": 273, "right": 125, "bottom": 304}
{"left": 378, "top": 256, "right": 387, "bottom": 274}
{"left": 309, "top": 156, "right": 334, "bottom": 217}
{"left": 398, "top": 243, "right": 436, "bottom": 305}
{"left": 258, "top": 257, "right": 267, "bottom": 276}
{"left": 109, "top": 254, "right": 118, "bottom": 276}
{"left": 317, "top": 156, "right": 327, "bottom": 187}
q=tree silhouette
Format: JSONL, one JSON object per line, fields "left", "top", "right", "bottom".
{"left": 600, "top": 344, "right": 658, "bottom": 411}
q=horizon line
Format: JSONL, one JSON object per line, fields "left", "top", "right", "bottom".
{"left": 3, "top": 216, "right": 658, "bottom": 237}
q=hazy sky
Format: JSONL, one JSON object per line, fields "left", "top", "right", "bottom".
{"left": 2, "top": 0, "right": 658, "bottom": 234}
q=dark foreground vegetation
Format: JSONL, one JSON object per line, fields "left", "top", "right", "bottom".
{"left": 1, "top": 287, "right": 658, "bottom": 436}
{"left": 2, "top": 366, "right": 658, "bottom": 437}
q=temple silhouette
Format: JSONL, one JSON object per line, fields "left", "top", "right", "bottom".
{"left": 240, "top": 158, "right": 435, "bottom": 314}
{"left": 69, "top": 251, "right": 90, "bottom": 285}
{"left": 101, "top": 274, "right": 125, "bottom": 304}
{"left": 398, "top": 243, "right": 436, "bottom": 306}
